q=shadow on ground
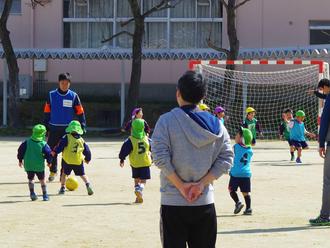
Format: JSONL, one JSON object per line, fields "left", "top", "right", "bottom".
{"left": 218, "top": 225, "right": 329, "bottom": 234}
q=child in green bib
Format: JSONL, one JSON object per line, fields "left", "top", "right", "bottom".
{"left": 17, "top": 124, "right": 52, "bottom": 201}
{"left": 119, "top": 119, "right": 152, "bottom": 203}
{"left": 52, "top": 121, "right": 93, "bottom": 195}
{"left": 242, "top": 107, "right": 263, "bottom": 146}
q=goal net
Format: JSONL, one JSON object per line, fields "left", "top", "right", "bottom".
{"left": 189, "top": 60, "right": 329, "bottom": 140}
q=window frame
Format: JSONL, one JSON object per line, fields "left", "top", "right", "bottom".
{"left": 63, "top": 0, "right": 223, "bottom": 49}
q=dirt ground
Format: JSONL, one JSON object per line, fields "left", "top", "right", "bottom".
{"left": 0, "top": 138, "right": 329, "bottom": 248}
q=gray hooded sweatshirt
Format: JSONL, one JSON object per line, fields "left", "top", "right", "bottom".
{"left": 152, "top": 107, "right": 233, "bottom": 206}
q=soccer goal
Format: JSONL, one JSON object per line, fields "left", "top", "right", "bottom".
{"left": 189, "top": 59, "right": 329, "bottom": 139}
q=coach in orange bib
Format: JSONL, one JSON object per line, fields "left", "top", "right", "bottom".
{"left": 43, "top": 73, "right": 86, "bottom": 182}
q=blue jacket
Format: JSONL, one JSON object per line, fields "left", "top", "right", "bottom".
{"left": 289, "top": 119, "right": 306, "bottom": 142}
{"left": 319, "top": 94, "right": 330, "bottom": 148}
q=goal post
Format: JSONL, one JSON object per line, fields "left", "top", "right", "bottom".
{"left": 189, "top": 59, "right": 329, "bottom": 139}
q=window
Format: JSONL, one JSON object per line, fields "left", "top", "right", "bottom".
{"left": 63, "top": 0, "right": 222, "bottom": 49}
{"left": 0, "top": 0, "right": 21, "bottom": 14}
{"left": 310, "top": 21, "right": 330, "bottom": 45}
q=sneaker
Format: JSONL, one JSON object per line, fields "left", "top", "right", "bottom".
{"left": 243, "top": 208, "right": 253, "bottom": 215}
{"left": 296, "top": 157, "right": 302, "bottom": 164}
{"left": 30, "top": 192, "right": 38, "bottom": 201}
{"left": 234, "top": 202, "right": 244, "bottom": 214}
{"left": 135, "top": 190, "right": 143, "bottom": 204}
{"left": 42, "top": 194, "right": 49, "bottom": 201}
{"left": 290, "top": 154, "right": 295, "bottom": 161}
{"left": 309, "top": 216, "right": 330, "bottom": 226}
{"left": 58, "top": 187, "right": 65, "bottom": 195}
{"left": 87, "top": 186, "right": 94, "bottom": 196}
{"left": 48, "top": 172, "right": 57, "bottom": 182}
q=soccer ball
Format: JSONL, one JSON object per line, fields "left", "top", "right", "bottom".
{"left": 65, "top": 177, "right": 79, "bottom": 191}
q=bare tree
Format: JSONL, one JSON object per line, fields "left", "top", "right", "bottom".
{"left": 102, "top": 0, "right": 182, "bottom": 125}
{"left": 207, "top": 0, "right": 251, "bottom": 69}
{"left": 0, "top": 0, "right": 49, "bottom": 127}
{"left": 207, "top": 0, "right": 251, "bottom": 135}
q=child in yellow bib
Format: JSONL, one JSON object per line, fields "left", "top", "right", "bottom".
{"left": 53, "top": 121, "right": 93, "bottom": 195}
{"left": 119, "top": 119, "right": 152, "bottom": 203}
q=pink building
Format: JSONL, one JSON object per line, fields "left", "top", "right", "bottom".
{"left": 1, "top": 0, "right": 330, "bottom": 101}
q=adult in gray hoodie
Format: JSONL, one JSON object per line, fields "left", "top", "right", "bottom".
{"left": 152, "top": 71, "right": 233, "bottom": 248}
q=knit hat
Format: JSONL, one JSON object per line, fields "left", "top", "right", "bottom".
{"left": 296, "top": 110, "right": 305, "bottom": 117}
{"left": 131, "top": 107, "right": 142, "bottom": 119}
{"left": 131, "top": 119, "right": 145, "bottom": 139}
{"left": 65, "top": 120, "right": 83, "bottom": 135}
{"left": 214, "top": 106, "right": 225, "bottom": 114}
{"left": 240, "top": 127, "right": 253, "bottom": 147}
{"left": 31, "top": 124, "right": 47, "bottom": 142}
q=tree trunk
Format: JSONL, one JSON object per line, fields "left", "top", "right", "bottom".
{"left": 124, "top": 16, "right": 144, "bottom": 125}
{"left": 0, "top": 0, "right": 19, "bottom": 127}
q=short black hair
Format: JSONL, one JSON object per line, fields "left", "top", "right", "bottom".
{"left": 177, "top": 71, "right": 206, "bottom": 104}
{"left": 284, "top": 108, "right": 293, "bottom": 114}
{"left": 318, "top": 78, "right": 330, "bottom": 89}
{"left": 58, "top": 72, "right": 71, "bottom": 82}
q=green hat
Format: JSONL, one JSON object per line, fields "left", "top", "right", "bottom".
{"left": 65, "top": 120, "right": 83, "bottom": 135}
{"left": 296, "top": 110, "right": 305, "bottom": 117}
{"left": 31, "top": 124, "right": 47, "bottom": 142}
{"left": 241, "top": 127, "right": 253, "bottom": 147}
{"left": 131, "top": 119, "right": 145, "bottom": 139}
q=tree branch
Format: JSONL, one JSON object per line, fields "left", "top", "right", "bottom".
{"left": 219, "top": 0, "right": 228, "bottom": 10}
{"left": 206, "top": 37, "right": 229, "bottom": 56}
{"left": 234, "top": 0, "right": 251, "bottom": 9}
{"left": 142, "top": 0, "right": 182, "bottom": 18}
{"left": 0, "top": 0, "right": 12, "bottom": 25}
{"left": 30, "top": 0, "right": 52, "bottom": 9}
{"left": 101, "top": 31, "right": 134, "bottom": 43}
{"left": 120, "top": 18, "right": 135, "bottom": 27}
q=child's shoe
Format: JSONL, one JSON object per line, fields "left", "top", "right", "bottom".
{"left": 87, "top": 186, "right": 94, "bottom": 195}
{"left": 243, "top": 208, "right": 253, "bottom": 215}
{"left": 58, "top": 186, "right": 65, "bottom": 195}
{"left": 48, "top": 172, "right": 57, "bottom": 182}
{"left": 309, "top": 215, "right": 330, "bottom": 226}
{"left": 30, "top": 192, "right": 38, "bottom": 201}
{"left": 42, "top": 194, "right": 49, "bottom": 201}
{"left": 234, "top": 202, "right": 244, "bottom": 214}
{"left": 296, "top": 157, "right": 302, "bottom": 164}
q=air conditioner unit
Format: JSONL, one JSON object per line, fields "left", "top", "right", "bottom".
{"left": 19, "top": 75, "right": 32, "bottom": 99}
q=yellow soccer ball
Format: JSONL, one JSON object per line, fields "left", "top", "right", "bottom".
{"left": 65, "top": 177, "right": 79, "bottom": 191}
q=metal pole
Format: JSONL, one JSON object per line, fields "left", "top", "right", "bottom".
{"left": 120, "top": 60, "right": 125, "bottom": 126}
{"left": 242, "top": 64, "right": 248, "bottom": 120}
{"left": 3, "top": 59, "right": 8, "bottom": 127}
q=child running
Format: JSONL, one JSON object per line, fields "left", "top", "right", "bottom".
{"left": 122, "top": 107, "right": 151, "bottom": 135}
{"left": 242, "top": 107, "right": 263, "bottom": 146}
{"left": 17, "top": 124, "right": 52, "bottom": 201}
{"left": 279, "top": 108, "right": 295, "bottom": 161}
{"left": 229, "top": 127, "right": 254, "bottom": 215}
{"left": 53, "top": 120, "right": 93, "bottom": 195}
{"left": 214, "top": 106, "right": 225, "bottom": 125}
{"left": 119, "top": 119, "right": 152, "bottom": 203}
{"left": 289, "top": 110, "right": 316, "bottom": 164}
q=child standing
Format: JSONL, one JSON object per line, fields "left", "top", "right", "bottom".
{"left": 243, "top": 107, "right": 263, "bottom": 146}
{"left": 289, "top": 110, "right": 316, "bottom": 164}
{"left": 214, "top": 106, "right": 225, "bottom": 125}
{"left": 17, "top": 124, "right": 52, "bottom": 201}
{"left": 119, "top": 119, "right": 152, "bottom": 203}
{"left": 53, "top": 120, "right": 93, "bottom": 195}
{"left": 122, "top": 107, "right": 151, "bottom": 135}
{"left": 198, "top": 103, "right": 210, "bottom": 112}
{"left": 229, "top": 127, "right": 254, "bottom": 215}
{"left": 279, "top": 108, "right": 295, "bottom": 161}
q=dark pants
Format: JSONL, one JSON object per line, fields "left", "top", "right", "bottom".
{"left": 47, "top": 126, "right": 66, "bottom": 173}
{"left": 160, "top": 204, "right": 217, "bottom": 248}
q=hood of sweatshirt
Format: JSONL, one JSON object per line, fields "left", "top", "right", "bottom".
{"left": 171, "top": 107, "right": 223, "bottom": 149}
